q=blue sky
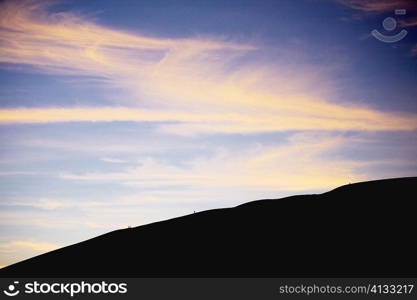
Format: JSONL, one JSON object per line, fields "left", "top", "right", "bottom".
{"left": 0, "top": 0, "right": 416, "bottom": 267}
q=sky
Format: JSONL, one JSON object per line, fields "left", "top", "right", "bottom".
{"left": 0, "top": 0, "right": 416, "bottom": 268}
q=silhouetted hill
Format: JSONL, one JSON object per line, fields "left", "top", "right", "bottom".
{"left": 1, "top": 177, "right": 416, "bottom": 277}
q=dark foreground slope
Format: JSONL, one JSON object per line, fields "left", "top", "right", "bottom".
{"left": 1, "top": 177, "right": 416, "bottom": 277}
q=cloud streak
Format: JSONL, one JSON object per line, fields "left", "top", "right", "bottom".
{"left": 1, "top": 0, "right": 416, "bottom": 271}
{"left": 59, "top": 132, "right": 370, "bottom": 191}
{"left": 0, "top": 240, "right": 59, "bottom": 252}
{"left": 337, "top": 0, "right": 413, "bottom": 12}
{"left": 0, "top": 0, "right": 248, "bottom": 78}
{"left": 1, "top": 0, "right": 415, "bottom": 135}
{"left": 337, "top": 0, "right": 417, "bottom": 31}
{"left": 0, "top": 107, "right": 416, "bottom": 134}
{"left": 0, "top": 240, "right": 60, "bottom": 268}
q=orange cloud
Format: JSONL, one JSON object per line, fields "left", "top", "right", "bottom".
{"left": 1, "top": 0, "right": 416, "bottom": 134}
{"left": 0, "top": 107, "right": 416, "bottom": 134}
{"left": 337, "top": 0, "right": 417, "bottom": 32}
{"left": 0, "top": 239, "right": 60, "bottom": 268}
{"left": 0, "top": 0, "right": 248, "bottom": 78}
{"left": 0, "top": 240, "right": 59, "bottom": 252}
{"left": 337, "top": 0, "right": 415, "bottom": 12}
{"left": 58, "top": 132, "right": 373, "bottom": 191}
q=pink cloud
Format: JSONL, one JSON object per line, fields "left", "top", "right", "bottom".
{"left": 337, "top": 0, "right": 415, "bottom": 13}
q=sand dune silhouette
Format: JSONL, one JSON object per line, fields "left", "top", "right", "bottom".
{"left": 1, "top": 177, "right": 416, "bottom": 277}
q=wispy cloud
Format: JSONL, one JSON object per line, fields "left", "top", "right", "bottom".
{"left": 336, "top": 0, "right": 417, "bottom": 29}
{"left": 1, "top": 0, "right": 416, "bottom": 269}
{"left": 336, "top": 0, "right": 412, "bottom": 12}
{"left": 0, "top": 210, "right": 113, "bottom": 229}
{"left": 0, "top": 240, "right": 59, "bottom": 252}
{"left": 336, "top": 0, "right": 417, "bottom": 55}
{"left": 59, "top": 132, "right": 370, "bottom": 191}
{"left": 0, "top": 240, "right": 60, "bottom": 268}
{"left": 6, "top": 196, "right": 165, "bottom": 210}
{"left": 401, "top": 18, "right": 417, "bottom": 28}
{"left": 100, "top": 157, "right": 127, "bottom": 163}
{"left": 1, "top": 0, "right": 415, "bottom": 135}
{"left": 0, "top": 107, "right": 416, "bottom": 134}
{"left": 0, "top": 0, "right": 248, "bottom": 77}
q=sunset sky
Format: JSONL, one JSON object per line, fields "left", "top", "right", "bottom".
{"left": 1, "top": 0, "right": 416, "bottom": 267}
